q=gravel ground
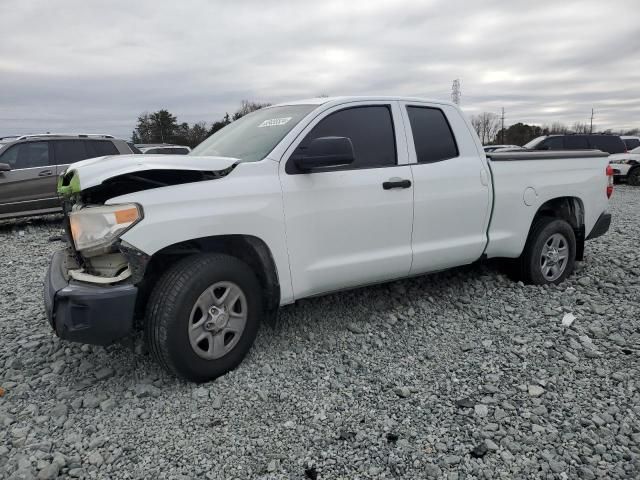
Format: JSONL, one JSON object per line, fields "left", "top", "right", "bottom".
{"left": 1, "top": 187, "right": 639, "bottom": 480}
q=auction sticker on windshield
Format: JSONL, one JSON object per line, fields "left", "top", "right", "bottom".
{"left": 258, "top": 117, "right": 292, "bottom": 128}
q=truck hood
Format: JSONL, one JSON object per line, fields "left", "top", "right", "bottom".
{"left": 60, "top": 154, "right": 240, "bottom": 192}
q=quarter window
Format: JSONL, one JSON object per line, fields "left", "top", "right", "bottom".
{"left": 287, "top": 105, "right": 396, "bottom": 173}
{"left": 0, "top": 142, "right": 51, "bottom": 169}
{"left": 406, "top": 106, "right": 458, "bottom": 163}
{"left": 86, "top": 140, "right": 119, "bottom": 157}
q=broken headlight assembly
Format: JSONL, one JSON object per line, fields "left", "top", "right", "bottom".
{"left": 69, "top": 203, "right": 143, "bottom": 257}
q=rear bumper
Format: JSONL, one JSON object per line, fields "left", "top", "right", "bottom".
{"left": 586, "top": 212, "right": 611, "bottom": 241}
{"left": 44, "top": 249, "right": 137, "bottom": 346}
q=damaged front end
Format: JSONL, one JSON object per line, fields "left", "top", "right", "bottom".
{"left": 46, "top": 159, "right": 237, "bottom": 345}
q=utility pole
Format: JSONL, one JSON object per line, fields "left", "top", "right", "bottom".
{"left": 501, "top": 107, "right": 505, "bottom": 144}
{"left": 451, "top": 79, "right": 461, "bottom": 105}
{"left": 589, "top": 108, "right": 594, "bottom": 134}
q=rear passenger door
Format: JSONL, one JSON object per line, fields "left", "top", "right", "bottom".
{"left": 400, "top": 102, "right": 492, "bottom": 274}
{"left": 0, "top": 141, "right": 58, "bottom": 216}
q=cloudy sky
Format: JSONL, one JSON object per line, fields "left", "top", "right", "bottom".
{"left": 1, "top": 0, "right": 638, "bottom": 139}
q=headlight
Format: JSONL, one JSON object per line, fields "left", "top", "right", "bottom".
{"left": 69, "top": 203, "right": 143, "bottom": 254}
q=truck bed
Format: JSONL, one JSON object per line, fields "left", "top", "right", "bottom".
{"left": 484, "top": 149, "right": 610, "bottom": 259}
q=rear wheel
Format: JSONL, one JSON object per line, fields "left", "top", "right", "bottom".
{"left": 145, "top": 253, "right": 263, "bottom": 382}
{"left": 518, "top": 217, "right": 576, "bottom": 285}
{"left": 628, "top": 167, "right": 640, "bottom": 186}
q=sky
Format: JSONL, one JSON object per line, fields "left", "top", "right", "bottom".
{"left": 1, "top": 0, "right": 639, "bottom": 139}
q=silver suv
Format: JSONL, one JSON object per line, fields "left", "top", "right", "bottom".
{"left": 0, "top": 134, "right": 134, "bottom": 220}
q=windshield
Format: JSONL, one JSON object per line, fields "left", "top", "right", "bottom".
{"left": 190, "top": 104, "right": 316, "bottom": 162}
{"left": 523, "top": 136, "right": 545, "bottom": 149}
{"left": 630, "top": 146, "right": 640, "bottom": 154}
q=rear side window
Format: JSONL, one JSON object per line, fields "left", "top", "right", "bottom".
{"left": 0, "top": 141, "right": 51, "bottom": 169}
{"left": 589, "top": 136, "right": 625, "bottom": 154}
{"left": 54, "top": 140, "right": 89, "bottom": 164}
{"left": 86, "top": 140, "right": 119, "bottom": 157}
{"left": 144, "top": 148, "right": 161, "bottom": 154}
{"left": 406, "top": 106, "right": 458, "bottom": 163}
{"left": 623, "top": 138, "right": 640, "bottom": 150}
{"left": 288, "top": 105, "right": 397, "bottom": 173}
{"left": 565, "top": 136, "right": 589, "bottom": 149}
{"left": 171, "top": 147, "right": 190, "bottom": 154}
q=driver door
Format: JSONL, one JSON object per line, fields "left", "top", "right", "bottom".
{"left": 279, "top": 101, "right": 414, "bottom": 299}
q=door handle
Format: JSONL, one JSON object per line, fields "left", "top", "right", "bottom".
{"left": 38, "top": 170, "right": 53, "bottom": 177}
{"left": 382, "top": 178, "right": 412, "bottom": 190}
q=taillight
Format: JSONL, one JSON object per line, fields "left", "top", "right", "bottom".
{"left": 606, "top": 165, "right": 614, "bottom": 199}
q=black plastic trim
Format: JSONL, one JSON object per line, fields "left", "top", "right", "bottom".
{"left": 488, "top": 150, "right": 609, "bottom": 161}
{"left": 44, "top": 249, "right": 137, "bottom": 346}
{"left": 586, "top": 213, "right": 611, "bottom": 241}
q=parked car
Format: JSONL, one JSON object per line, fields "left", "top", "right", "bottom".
{"left": 0, "top": 134, "right": 135, "bottom": 219}
{"left": 524, "top": 134, "right": 626, "bottom": 154}
{"left": 609, "top": 146, "right": 640, "bottom": 185}
{"left": 46, "top": 96, "right": 612, "bottom": 381}
{"left": 483, "top": 144, "right": 521, "bottom": 152}
{"left": 621, "top": 135, "right": 640, "bottom": 151}
{"left": 136, "top": 144, "right": 191, "bottom": 155}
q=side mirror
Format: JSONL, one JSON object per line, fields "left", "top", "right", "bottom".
{"left": 0, "top": 163, "right": 11, "bottom": 172}
{"left": 294, "top": 136, "right": 355, "bottom": 172}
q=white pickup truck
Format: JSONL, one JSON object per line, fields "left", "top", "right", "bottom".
{"left": 45, "top": 96, "right": 613, "bottom": 381}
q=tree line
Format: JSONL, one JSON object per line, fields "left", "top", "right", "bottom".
{"left": 131, "top": 100, "right": 271, "bottom": 147}
{"left": 132, "top": 101, "right": 638, "bottom": 149}
{"left": 471, "top": 112, "right": 639, "bottom": 146}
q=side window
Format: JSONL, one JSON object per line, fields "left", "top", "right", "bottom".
{"left": 172, "top": 148, "right": 190, "bottom": 154}
{"left": 624, "top": 138, "right": 640, "bottom": 150}
{"left": 565, "top": 136, "right": 589, "bottom": 149}
{"left": 86, "top": 140, "right": 119, "bottom": 157}
{"left": 0, "top": 142, "right": 51, "bottom": 169}
{"left": 406, "top": 106, "right": 458, "bottom": 163}
{"left": 542, "top": 137, "right": 564, "bottom": 149}
{"left": 287, "top": 105, "right": 396, "bottom": 173}
{"left": 589, "top": 136, "right": 625, "bottom": 154}
{"left": 145, "top": 148, "right": 160, "bottom": 154}
{"left": 53, "top": 140, "right": 89, "bottom": 165}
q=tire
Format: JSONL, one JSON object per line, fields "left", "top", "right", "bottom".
{"left": 145, "top": 253, "right": 263, "bottom": 382}
{"left": 628, "top": 167, "right": 640, "bottom": 186}
{"left": 518, "top": 217, "right": 576, "bottom": 285}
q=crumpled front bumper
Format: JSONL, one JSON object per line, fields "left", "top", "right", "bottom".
{"left": 44, "top": 249, "right": 138, "bottom": 346}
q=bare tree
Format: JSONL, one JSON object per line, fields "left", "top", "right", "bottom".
{"left": 572, "top": 121, "right": 592, "bottom": 134}
{"left": 471, "top": 112, "right": 500, "bottom": 144}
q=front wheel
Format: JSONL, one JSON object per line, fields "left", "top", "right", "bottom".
{"left": 145, "top": 253, "right": 263, "bottom": 382}
{"left": 518, "top": 217, "right": 576, "bottom": 285}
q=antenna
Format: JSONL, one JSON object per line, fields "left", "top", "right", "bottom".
{"left": 451, "top": 79, "right": 461, "bottom": 105}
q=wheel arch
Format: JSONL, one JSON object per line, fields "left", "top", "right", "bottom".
{"left": 137, "top": 234, "right": 281, "bottom": 322}
{"left": 528, "top": 196, "right": 586, "bottom": 260}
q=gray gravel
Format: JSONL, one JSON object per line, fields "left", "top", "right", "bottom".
{"left": 1, "top": 187, "right": 639, "bottom": 479}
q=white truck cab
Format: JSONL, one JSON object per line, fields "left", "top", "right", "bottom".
{"left": 45, "top": 96, "right": 613, "bottom": 381}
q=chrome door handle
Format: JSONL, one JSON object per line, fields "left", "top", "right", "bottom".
{"left": 38, "top": 170, "right": 53, "bottom": 177}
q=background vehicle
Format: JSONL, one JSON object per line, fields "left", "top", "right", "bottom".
{"left": 621, "top": 135, "right": 640, "bottom": 151}
{"left": 136, "top": 144, "right": 191, "bottom": 155}
{"left": 609, "top": 146, "right": 640, "bottom": 185}
{"left": 0, "top": 134, "right": 135, "bottom": 219}
{"left": 46, "top": 96, "right": 612, "bottom": 382}
{"left": 483, "top": 144, "right": 520, "bottom": 152}
{"left": 524, "top": 134, "right": 626, "bottom": 154}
